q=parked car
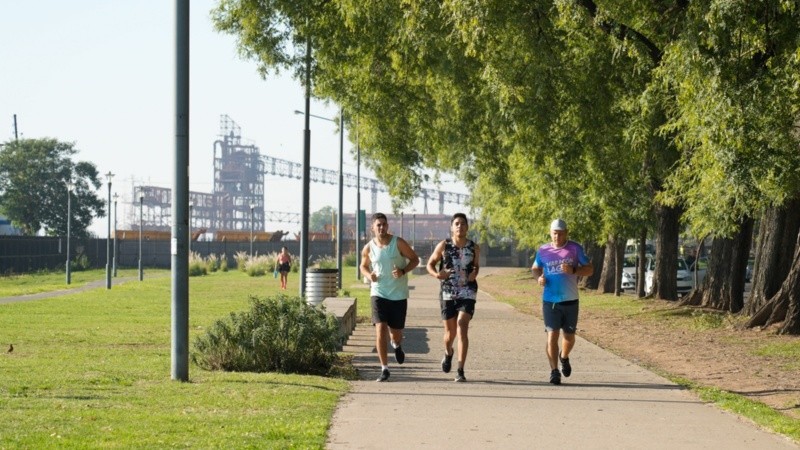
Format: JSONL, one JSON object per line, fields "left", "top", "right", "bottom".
{"left": 644, "top": 256, "right": 704, "bottom": 297}
{"left": 621, "top": 254, "right": 651, "bottom": 292}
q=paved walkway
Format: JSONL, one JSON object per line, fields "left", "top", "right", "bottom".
{"left": 0, "top": 276, "right": 142, "bottom": 304}
{"left": 327, "top": 269, "right": 797, "bottom": 449}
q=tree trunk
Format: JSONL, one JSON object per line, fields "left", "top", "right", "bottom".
{"left": 636, "top": 228, "right": 647, "bottom": 297}
{"left": 651, "top": 204, "right": 681, "bottom": 300}
{"left": 745, "top": 199, "right": 800, "bottom": 315}
{"left": 598, "top": 235, "right": 624, "bottom": 294}
{"left": 746, "top": 228, "right": 800, "bottom": 334}
{"left": 581, "top": 241, "right": 604, "bottom": 290}
{"left": 680, "top": 218, "right": 753, "bottom": 312}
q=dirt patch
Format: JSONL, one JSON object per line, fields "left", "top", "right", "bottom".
{"left": 479, "top": 268, "right": 800, "bottom": 420}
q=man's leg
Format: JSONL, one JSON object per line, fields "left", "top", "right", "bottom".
{"left": 443, "top": 317, "right": 457, "bottom": 355}
{"left": 375, "top": 322, "right": 389, "bottom": 366}
{"left": 456, "top": 312, "right": 471, "bottom": 369}
{"left": 546, "top": 330, "right": 561, "bottom": 370}
{"left": 560, "top": 332, "right": 576, "bottom": 359}
{"left": 389, "top": 327, "right": 404, "bottom": 349}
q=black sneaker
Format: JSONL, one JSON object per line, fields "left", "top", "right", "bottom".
{"left": 394, "top": 345, "right": 405, "bottom": 365}
{"left": 549, "top": 369, "right": 561, "bottom": 385}
{"left": 377, "top": 368, "right": 390, "bottom": 382}
{"left": 559, "top": 353, "right": 572, "bottom": 378}
{"left": 455, "top": 368, "right": 466, "bottom": 382}
{"left": 441, "top": 352, "right": 453, "bottom": 373}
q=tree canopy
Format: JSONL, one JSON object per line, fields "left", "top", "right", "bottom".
{"left": 0, "top": 138, "right": 105, "bottom": 237}
{"left": 210, "top": 0, "right": 800, "bottom": 247}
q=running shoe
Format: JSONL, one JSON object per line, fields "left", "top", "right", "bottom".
{"left": 559, "top": 353, "right": 572, "bottom": 378}
{"left": 455, "top": 368, "right": 466, "bottom": 382}
{"left": 441, "top": 352, "right": 453, "bottom": 373}
{"left": 549, "top": 368, "right": 561, "bottom": 385}
{"left": 394, "top": 345, "right": 405, "bottom": 365}
{"left": 377, "top": 368, "right": 390, "bottom": 382}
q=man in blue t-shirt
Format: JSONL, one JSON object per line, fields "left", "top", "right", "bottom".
{"left": 531, "top": 219, "right": 594, "bottom": 385}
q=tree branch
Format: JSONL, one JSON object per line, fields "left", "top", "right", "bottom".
{"left": 574, "top": 0, "right": 663, "bottom": 64}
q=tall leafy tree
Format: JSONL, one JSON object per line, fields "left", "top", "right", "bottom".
{"left": 0, "top": 138, "right": 105, "bottom": 237}
{"left": 310, "top": 205, "right": 336, "bottom": 233}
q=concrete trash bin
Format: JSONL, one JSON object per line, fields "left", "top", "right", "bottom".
{"left": 306, "top": 268, "right": 338, "bottom": 306}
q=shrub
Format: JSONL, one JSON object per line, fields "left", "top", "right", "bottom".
{"left": 191, "top": 294, "right": 341, "bottom": 375}
{"left": 315, "top": 255, "right": 337, "bottom": 269}
{"left": 72, "top": 254, "right": 91, "bottom": 271}
{"left": 343, "top": 252, "right": 357, "bottom": 267}
{"left": 244, "top": 254, "right": 271, "bottom": 277}
{"left": 219, "top": 254, "right": 229, "bottom": 272}
{"left": 233, "top": 251, "right": 249, "bottom": 272}
{"left": 189, "top": 252, "right": 207, "bottom": 277}
{"left": 205, "top": 254, "right": 220, "bottom": 273}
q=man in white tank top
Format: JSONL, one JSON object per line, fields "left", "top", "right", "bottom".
{"left": 360, "top": 212, "right": 420, "bottom": 382}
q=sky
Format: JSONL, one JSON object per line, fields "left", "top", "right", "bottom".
{"left": 0, "top": 1, "right": 468, "bottom": 237}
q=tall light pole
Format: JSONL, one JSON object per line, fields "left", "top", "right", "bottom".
{"left": 112, "top": 193, "right": 119, "bottom": 277}
{"left": 300, "top": 34, "right": 311, "bottom": 298}
{"left": 138, "top": 192, "right": 143, "bottom": 281}
{"left": 249, "top": 204, "right": 255, "bottom": 258}
{"left": 172, "top": 0, "right": 190, "bottom": 382}
{"left": 65, "top": 180, "right": 74, "bottom": 285}
{"left": 293, "top": 108, "right": 345, "bottom": 289}
{"left": 355, "top": 122, "right": 361, "bottom": 280}
{"left": 105, "top": 171, "right": 114, "bottom": 289}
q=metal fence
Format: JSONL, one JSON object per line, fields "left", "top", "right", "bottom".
{"left": 0, "top": 235, "right": 528, "bottom": 274}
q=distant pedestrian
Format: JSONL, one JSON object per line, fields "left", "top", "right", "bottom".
{"left": 360, "top": 213, "right": 420, "bottom": 382}
{"left": 276, "top": 246, "right": 291, "bottom": 290}
{"left": 426, "top": 213, "right": 479, "bottom": 382}
{"left": 531, "top": 219, "right": 594, "bottom": 385}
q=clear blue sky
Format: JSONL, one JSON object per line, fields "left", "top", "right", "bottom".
{"left": 0, "top": 1, "right": 466, "bottom": 236}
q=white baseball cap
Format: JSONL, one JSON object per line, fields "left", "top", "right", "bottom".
{"left": 550, "top": 219, "right": 567, "bottom": 231}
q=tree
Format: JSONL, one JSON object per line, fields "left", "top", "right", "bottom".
{"left": 211, "top": 0, "right": 800, "bottom": 330}
{"left": 310, "top": 206, "right": 335, "bottom": 234}
{"left": 0, "top": 138, "right": 105, "bottom": 237}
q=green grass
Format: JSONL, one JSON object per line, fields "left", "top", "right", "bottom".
{"left": 671, "top": 378, "right": 800, "bottom": 441}
{"left": 754, "top": 343, "right": 800, "bottom": 371}
{"left": 0, "top": 269, "right": 158, "bottom": 297}
{"left": 0, "top": 267, "right": 361, "bottom": 448}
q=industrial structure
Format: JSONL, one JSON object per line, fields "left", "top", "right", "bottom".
{"left": 131, "top": 115, "right": 468, "bottom": 239}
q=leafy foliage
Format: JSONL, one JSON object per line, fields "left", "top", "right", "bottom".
{"left": 0, "top": 138, "right": 105, "bottom": 236}
{"left": 192, "top": 294, "right": 341, "bottom": 375}
{"left": 210, "top": 0, "right": 800, "bottom": 244}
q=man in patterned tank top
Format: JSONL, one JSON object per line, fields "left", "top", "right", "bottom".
{"left": 426, "top": 213, "right": 480, "bottom": 382}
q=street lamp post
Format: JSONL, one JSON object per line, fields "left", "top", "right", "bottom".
{"left": 113, "top": 193, "right": 119, "bottom": 277}
{"left": 294, "top": 108, "right": 345, "bottom": 289}
{"left": 250, "top": 204, "right": 255, "bottom": 258}
{"left": 355, "top": 124, "right": 361, "bottom": 280}
{"left": 66, "top": 180, "right": 74, "bottom": 285}
{"left": 138, "top": 193, "right": 143, "bottom": 281}
{"left": 105, "top": 171, "right": 114, "bottom": 289}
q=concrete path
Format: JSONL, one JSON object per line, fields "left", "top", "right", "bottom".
{"left": 327, "top": 269, "right": 797, "bottom": 449}
{"left": 0, "top": 276, "right": 142, "bottom": 304}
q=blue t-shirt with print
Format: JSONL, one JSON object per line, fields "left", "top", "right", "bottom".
{"left": 533, "top": 241, "right": 590, "bottom": 303}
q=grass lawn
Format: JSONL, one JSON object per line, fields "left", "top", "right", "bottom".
{"left": 0, "top": 267, "right": 367, "bottom": 449}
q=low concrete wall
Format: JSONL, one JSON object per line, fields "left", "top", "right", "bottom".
{"left": 322, "top": 297, "right": 357, "bottom": 349}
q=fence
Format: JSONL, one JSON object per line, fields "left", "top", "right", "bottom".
{"left": 0, "top": 235, "right": 529, "bottom": 274}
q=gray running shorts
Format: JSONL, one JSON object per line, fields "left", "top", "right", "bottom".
{"left": 542, "top": 300, "right": 579, "bottom": 333}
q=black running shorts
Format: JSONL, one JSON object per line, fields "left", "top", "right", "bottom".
{"left": 440, "top": 298, "right": 476, "bottom": 320}
{"left": 371, "top": 296, "right": 408, "bottom": 329}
